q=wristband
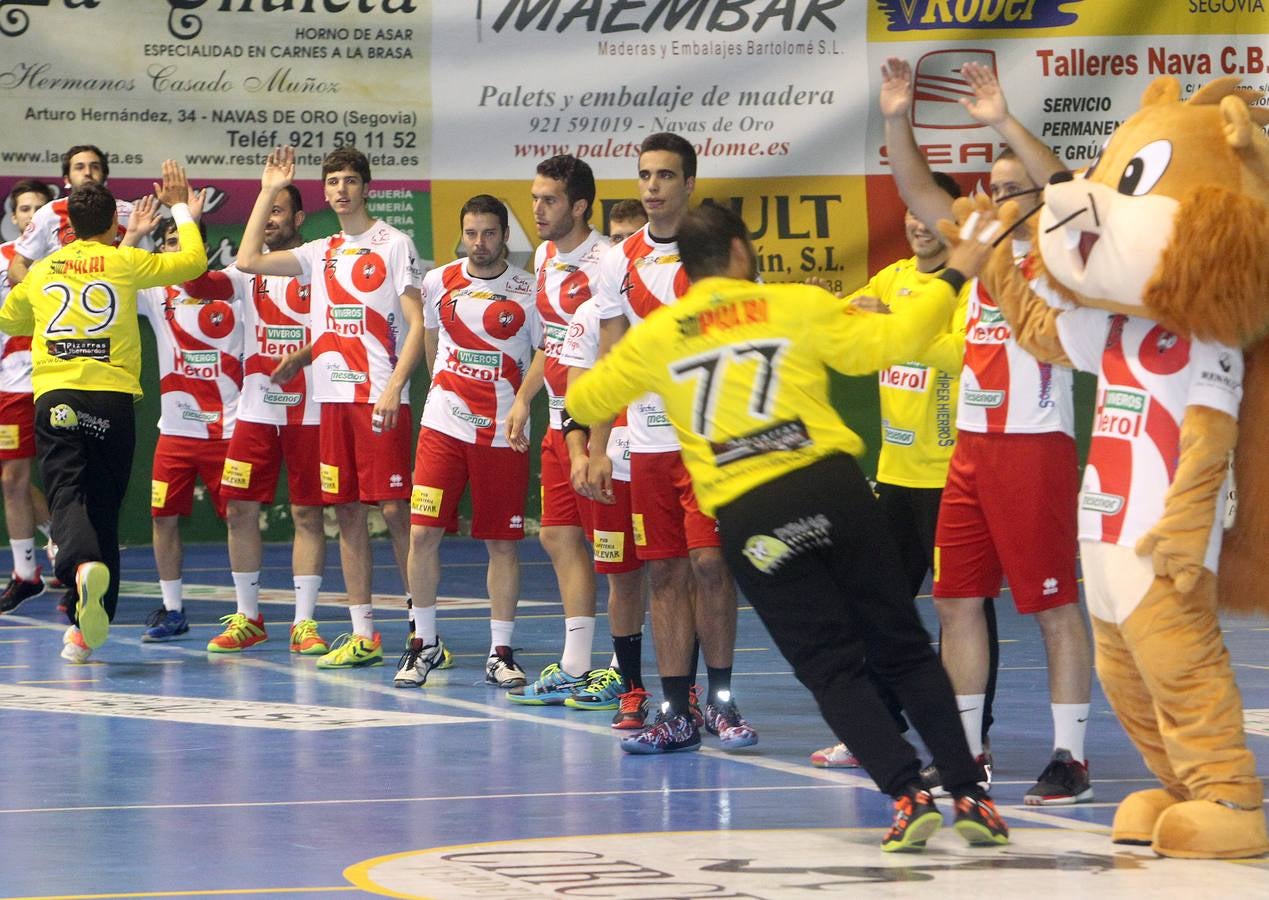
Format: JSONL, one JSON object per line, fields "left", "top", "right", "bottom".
{"left": 938, "top": 267, "right": 967, "bottom": 295}
{"left": 560, "top": 408, "right": 590, "bottom": 440}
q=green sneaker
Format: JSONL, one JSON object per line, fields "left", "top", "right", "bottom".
{"left": 74, "top": 561, "right": 110, "bottom": 649}
{"left": 564, "top": 667, "right": 624, "bottom": 710}
{"left": 315, "top": 632, "right": 384, "bottom": 669}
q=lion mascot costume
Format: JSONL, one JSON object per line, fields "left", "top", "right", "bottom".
{"left": 953, "top": 75, "right": 1269, "bottom": 859}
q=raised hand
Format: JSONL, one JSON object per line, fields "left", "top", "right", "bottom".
{"left": 959, "top": 61, "right": 1009, "bottom": 127}
{"left": 154, "top": 159, "right": 191, "bottom": 209}
{"left": 262, "top": 146, "right": 295, "bottom": 192}
{"left": 126, "top": 194, "right": 160, "bottom": 239}
{"left": 187, "top": 186, "right": 208, "bottom": 221}
{"left": 879, "top": 57, "right": 915, "bottom": 120}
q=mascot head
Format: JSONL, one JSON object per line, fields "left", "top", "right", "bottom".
{"left": 1036, "top": 76, "right": 1269, "bottom": 346}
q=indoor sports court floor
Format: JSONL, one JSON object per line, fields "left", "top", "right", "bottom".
{"left": 0, "top": 537, "right": 1266, "bottom": 899}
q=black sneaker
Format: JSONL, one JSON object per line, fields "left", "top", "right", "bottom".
{"left": 1024, "top": 749, "right": 1093, "bottom": 805}
{"left": 881, "top": 786, "right": 942, "bottom": 852}
{"left": 953, "top": 793, "right": 1010, "bottom": 845}
{"left": 0, "top": 569, "right": 46, "bottom": 613}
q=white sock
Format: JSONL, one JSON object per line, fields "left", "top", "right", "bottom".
{"left": 11, "top": 538, "right": 36, "bottom": 580}
{"left": 293, "top": 575, "right": 321, "bottom": 624}
{"left": 232, "top": 571, "right": 260, "bottom": 619}
{"left": 405, "top": 593, "right": 415, "bottom": 626}
{"left": 1052, "top": 703, "right": 1090, "bottom": 761}
{"left": 956, "top": 694, "right": 987, "bottom": 758}
{"left": 561, "top": 616, "right": 595, "bottom": 677}
{"left": 609, "top": 652, "right": 619, "bottom": 669}
{"left": 414, "top": 604, "right": 437, "bottom": 645}
{"left": 489, "top": 618, "right": 514, "bottom": 655}
{"left": 160, "top": 579, "right": 183, "bottom": 612}
{"left": 349, "top": 603, "right": 374, "bottom": 639}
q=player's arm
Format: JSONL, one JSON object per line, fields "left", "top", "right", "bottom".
{"left": 824, "top": 212, "right": 1000, "bottom": 374}
{"left": 506, "top": 348, "right": 545, "bottom": 453}
{"left": 373, "top": 285, "right": 425, "bottom": 432}
{"left": 960, "top": 61, "right": 1066, "bottom": 187}
{"left": 913, "top": 282, "right": 969, "bottom": 372}
{"left": 120, "top": 195, "right": 160, "bottom": 249}
{"left": 134, "top": 162, "right": 209, "bottom": 287}
{"left": 236, "top": 147, "right": 303, "bottom": 276}
{"left": 880, "top": 57, "right": 956, "bottom": 233}
{"left": 0, "top": 281, "right": 34, "bottom": 336}
{"left": 270, "top": 344, "right": 313, "bottom": 384}
{"left": 566, "top": 323, "right": 653, "bottom": 431}
{"left": 562, "top": 364, "right": 595, "bottom": 496}
{"left": 5, "top": 254, "right": 32, "bottom": 287}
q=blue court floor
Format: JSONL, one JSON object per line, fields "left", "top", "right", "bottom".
{"left": 0, "top": 537, "right": 1266, "bottom": 899}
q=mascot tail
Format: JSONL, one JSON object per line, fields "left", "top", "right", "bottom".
{"left": 1218, "top": 335, "right": 1269, "bottom": 615}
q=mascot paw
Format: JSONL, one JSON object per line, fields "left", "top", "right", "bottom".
{"left": 1152, "top": 800, "right": 1269, "bottom": 859}
{"left": 1113, "top": 789, "right": 1183, "bottom": 845}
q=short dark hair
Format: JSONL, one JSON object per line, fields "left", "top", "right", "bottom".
{"left": 156, "top": 216, "right": 208, "bottom": 246}
{"left": 608, "top": 199, "right": 647, "bottom": 224}
{"left": 931, "top": 171, "right": 962, "bottom": 200}
{"left": 278, "top": 184, "right": 303, "bottom": 213}
{"left": 321, "top": 147, "right": 371, "bottom": 185}
{"left": 536, "top": 155, "right": 595, "bottom": 221}
{"left": 678, "top": 204, "right": 748, "bottom": 281}
{"left": 66, "top": 183, "right": 116, "bottom": 239}
{"left": 639, "top": 132, "right": 697, "bottom": 180}
{"left": 460, "top": 194, "right": 509, "bottom": 232}
{"left": 8, "top": 178, "right": 54, "bottom": 210}
{"left": 61, "top": 145, "right": 109, "bottom": 181}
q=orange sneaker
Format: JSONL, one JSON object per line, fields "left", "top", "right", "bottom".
{"left": 289, "top": 619, "right": 329, "bottom": 655}
{"left": 207, "top": 613, "right": 267, "bottom": 652}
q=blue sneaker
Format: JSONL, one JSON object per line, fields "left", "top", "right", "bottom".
{"left": 564, "top": 667, "right": 625, "bottom": 710}
{"left": 142, "top": 607, "right": 189, "bottom": 643}
{"left": 620, "top": 707, "right": 701, "bottom": 754}
{"left": 507, "top": 662, "right": 588, "bottom": 705}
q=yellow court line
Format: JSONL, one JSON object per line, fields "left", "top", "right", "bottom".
{"left": 2, "top": 887, "right": 357, "bottom": 900}
{"left": 0, "top": 639, "right": 30, "bottom": 643}
{"left": 0, "top": 665, "right": 30, "bottom": 669}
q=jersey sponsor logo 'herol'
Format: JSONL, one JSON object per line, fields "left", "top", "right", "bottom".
{"left": 877, "top": 0, "right": 1082, "bottom": 31}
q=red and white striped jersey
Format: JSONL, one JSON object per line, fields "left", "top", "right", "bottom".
{"left": 293, "top": 221, "right": 422, "bottom": 405}
{"left": 15, "top": 195, "right": 147, "bottom": 261}
{"left": 1059, "top": 309, "right": 1242, "bottom": 572}
{"left": 535, "top": 229, "right": 608, "bottom": 430}
{"left": 192, "top": 265, "right": 318, "bottom": 427}
{"left": 559, "top": 297, "right": 631, "bottom": 482}
{"left": 138, "top": 284, "right": 244, "bottom": 440}
{"left": 593, "top": 224, "right": 690, "bottom": 453}
{"left": 958, "top": 242, "right": 1074, "bottom": 436}
{"left": 420, "top": 258, "right": 541, "bottom": 447}
{"left": 0, "top": 242, "right": 33, "bottom": 393}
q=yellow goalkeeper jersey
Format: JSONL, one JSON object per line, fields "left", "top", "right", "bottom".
{"left": 0, "top": 218, "right": 206, "bottom": 399}
{"left": 846, "top": 257, "right": 969, "bottom": 488}
{"left": 567, "top": 275, "right": 959, "bottom": 516}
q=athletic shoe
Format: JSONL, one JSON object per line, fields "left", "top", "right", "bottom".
{"left": 565, "top": 667, "right": 624, "bottom": 710}
{"left": 619, "top": 707, "right": 701, "bottom": 754}
{"left": 507, "top": 662, "right": 589, "bottom": 706}
{"left": 141, "top": 607, "right": 189, "bottom": 642}
{"left": 1024, "top": 749, "right": 1093, "bottom": 805}
{"left": 881, "top": 786, "right": 942, "bottom": 852}
{"left": 57, "top": 587, "right": 73, "bottom": 618}
{"left": 316, "top": 632, "right": 384, "bottom": 669}
{"left": 393, "top": 637, "right": 451, "bottom": 686}
{"left": 953, "top": 793, "right": 1010, "bottom": 845}
{"left": 688, "top": 684, "right": 704, "bottom": 727}
{"left": 922, "top": 751, "right": 992, "bottom": 798}
{"left": 0, "top": 568, "right": 46, "bottom": 613}
{"left": 206, "top": 613, "right": 267, "bottom": 653}
{"left": 60, "top": 625, "right": 92, "bottom": 663}
{"left": 611, "top": 687, "right": 652, "bottom": 730}
{"left": 810, "top": 743, "right": 861, "bottom": 768}
{"left": 289, "top": 619, "right": 329, "bottom": 655}
{"left": 485, "top": 645, "right": 528, "bottom": 688}
{"left": 704, "top": 697, "right": 759, "bottom": 749}
{"left": 74, "top": 561, "right": 110, "bottom": 649}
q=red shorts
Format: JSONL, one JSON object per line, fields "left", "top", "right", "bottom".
{"left": 319, "top": 402, "right": 412, "bottom": 505}
{"left": 0, "top": 391, "right": 35, "bottom": 461}
{"left": 933, "top": 430, "right": 1079, "bottom": 614}
{"left": 152, "top": 434, "right": 232, "bottom": 519}
{"left": 539, "top": 427, "right": 585, "bottom": 529}
{"left": 590, "top": 478, "right": 642, "bottom": 574}
{"left": 220, "top": 420, "right": 323, "bottom": 506}
{"left": 411, "top": 426, "right": 529, "bottom": 540}
{"left": 629, "top": 450, "right": 720, "bottom": 560}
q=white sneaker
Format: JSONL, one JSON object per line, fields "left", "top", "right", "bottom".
{"left": 393, "top": 637, "right": 452, "bottom": 688}
{"left": 485, "top": 645, "right": 528, "bottom": 688}
{"left": 60, "top": 626, "right": 92, "bottom": 663}
{"left": 923, "top": 751, "right": 993, "bottom": 797}
{"left": 810, "top": 742, "right": 861, "bottom": 768}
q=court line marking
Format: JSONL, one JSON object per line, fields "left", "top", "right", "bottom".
{"left": 1, "top": 887, "right": 357, "bottom": 900}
